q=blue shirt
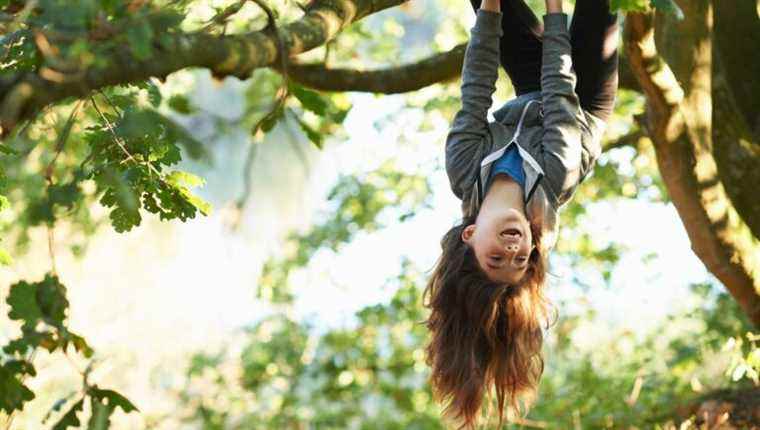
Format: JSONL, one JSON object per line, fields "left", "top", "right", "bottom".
{"left": 485, "top": 144, "right": 526, "bottom": 192}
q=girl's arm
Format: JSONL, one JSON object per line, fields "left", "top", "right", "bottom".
{"left": 444, "top": 2, "right": 502, "bottom": 201}
{"left": 539, "top": 0, "right": 593, "bottom": 205}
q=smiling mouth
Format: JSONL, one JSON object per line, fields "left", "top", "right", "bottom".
{"left": 502, "top": 227, "right": 522, "bottom": 237}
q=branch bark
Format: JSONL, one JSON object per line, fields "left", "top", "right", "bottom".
{"left": 0, "top": 0, "right": 408, "bottom": 136}
{"left": 709, "top": 0, "right": 760, "bottom": 239}
{"left": 625, "top": 6, "right": 760, "bottom": 326}
{"left": 276, "top": 44, "right": 641, "bottom": 93}
{"left": 712, "top": 55, "right": 760, "bottom": 240}
{"left": 276, "top": 43, "right": 466, "bottom": 93}
{"left": 713, "top": 0, "right": 760, "bottom": 132}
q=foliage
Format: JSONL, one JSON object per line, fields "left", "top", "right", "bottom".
{"left": 722, "top": 332, "right": 760, "bottom": 386}
{"left": 612, "top": 0, "right": 684, "bottom": 19}
{"left": 0, "top": 274, "right": 138, "bottom": 426}
{"left": 180, "top": 261, "right": 444, "bottom": 430}
{"left": 178, "top": 266, "right": 752, "bottom": 428}
{"left": 0, "top": 1, "right": 361, "bottom": 423}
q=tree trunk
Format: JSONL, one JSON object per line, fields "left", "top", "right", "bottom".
{"left": 624, "top": 0, "right": 760, "bottom": 326}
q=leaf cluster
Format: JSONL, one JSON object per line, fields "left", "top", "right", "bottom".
{"left": 1, "top": 273, "right": 138, "bottom": 427}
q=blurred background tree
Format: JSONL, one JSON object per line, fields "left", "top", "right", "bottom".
{"left": 0, "top": 0, "right": 757, "bottom": 428}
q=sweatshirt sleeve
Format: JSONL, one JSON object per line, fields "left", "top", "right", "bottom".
{"left": 539, "top": 13, "right": 592, "bottom": 205}
{"left": 444, "top": 8, "right": 503, "bottom": 201}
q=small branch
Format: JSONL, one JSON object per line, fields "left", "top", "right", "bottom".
{"left": 233, "top": 0, "right": 294, "bottom": 220}
{"left": 89, "top": 95, "right": 142, "bottom": 168}
{"left": 202, "top": 0, "right": 247, "bottom": 32}
{"left": 45, "top": 99, "right": 84, "bottom": 181}
{"left": 603, "top": 128, "right": 646, "bottom": 152}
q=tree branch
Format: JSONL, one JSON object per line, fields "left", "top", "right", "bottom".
{"left": 275, "top": 43, "right": 466, "bottom": 93}
{"left": 712, "top": 54, "right": 760, "bottom": 240}
{"left": 603, "top": 128, "right": 646, "bottom": 152}
{"left": 274, "top": 43, "right": 641, "bottom": 94}
{"left": 625, "top": 8, "right": 760, "bottom": 326}
{"left": 0, "top": 0, "right": 409, "bottom": 136}
{"left": 713, "top": 0, "right": 760, "bottom": 132}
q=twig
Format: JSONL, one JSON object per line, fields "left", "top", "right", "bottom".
{"left": 604, "top": 128, "right": 646, "bottom": 151}
{"left": 45, "top": 99, "right": 83, "bottom": 181}
{"left": 42, "top": 100, "right": 82, "bottom": 278}
{"left": 202, "top": 0, "right": 246, "bottom": 32}
{"left": 235, "top": 0, "right": 292, "bottom": 211}
{"left": 47, "top": 224, "right": 56, "bottom": 274}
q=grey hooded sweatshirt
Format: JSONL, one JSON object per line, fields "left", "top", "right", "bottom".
{"left": 445, "top": 9, "right": 606, "bottom": 252}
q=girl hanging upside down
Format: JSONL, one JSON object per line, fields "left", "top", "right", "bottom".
{"left": 423, "top": 0, "right": 619, "bottom": 428}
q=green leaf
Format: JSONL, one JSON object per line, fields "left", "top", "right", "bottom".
{"left": 87, "top": 397, "right": 113, "bottom": 430}
{"left": 293, "top": 115, "right": 324, "bottom": 149}
{"left": 7, "top": 280, "right": 43, "bottom": 329}
{"left": 167, "top": 94, "right": 196, "bottom": 114}
{"left": 3, "top": 331, "right": 55, "bottom": 355}
{"left": 35, "top": 274, "right": 69, "bottom": 327}
{"left": 183, "top": 193, "right": 212, "bottom": 216}
{"left": 747, "top": 348, "right": 760, "bottom": 368}
{"left": 52, "top": 398, "right": 84, "bottom": 430}
{"left": 0, "top": 247, "right": 13, "bottom": 265}
{"left": 152, "top": 110, "right": 208, "bottom": 160}
{"left": 290, "top": 84, "right": 329, "bottom": 116}
{"left": 3, "top": 360, "right": 36, "bottom": 376}
{"left": 91, "top": 388, "right": 139, "bottom": 413}
{"left": 126, "top": 21, "right": 154, "bottom": 60}
{"left": 110, "top": 206, "right": 142, "bottom": 233}
{"left": 68, "top": 333, "right": 94, "bottom": 358}
{"left": 148, "top": 10, "right": 185, "bottom": 33}
{"left": 165, "top": 170, "right": 205, "bottom": 188}
{"left": 137, "top": 80, "right": 162, "bottom": 108}
{"left": 0, "top": 364, "right": 35, "bottom": 414}
{"left": 0, "top": 143, "right": 20, "bottom": 155}
{"left": 732, "top": 363, "right": 748, "bottom": 381}
{"left": 164, "top": 171, "right": 212, "bottom": 216}
{"left": 43, "top": 392, "right": 78, "bottom": 425}
{"left": 611, "top": 0, "right": 649, "bottom": 12}
{"left": 260, "top": 105, "right": 284, "bottom": 133}
{"left": 48, "top": 182, "right": 81, "bottom": 211}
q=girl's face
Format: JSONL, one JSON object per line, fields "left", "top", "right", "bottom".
{"left": 461, "top": 207, "right": 534, "bottom": 284}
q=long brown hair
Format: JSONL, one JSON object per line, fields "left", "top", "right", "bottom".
{"left": 422, "top": 214, "right": 553, "bottom": 429}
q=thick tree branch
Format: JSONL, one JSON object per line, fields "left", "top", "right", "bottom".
{"left": 0, "top": 0, "right": 409, "bottom": 136}
{"left": 625, "top": 8, "right": 760, "bottom": 326}
{"left": 713, "top": 0, "right": 760, "bottom": 133}
{"left": 275, "top": 43, "right": 641, "bottom": 94}
{"left": 276, "top": 43, "right": 466, "bottom": 93}
{"left": 712, "top": 55, "right": 760, "bottom": 240}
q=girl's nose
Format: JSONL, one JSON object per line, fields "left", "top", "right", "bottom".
{"left": 505, "top": 243, "right": 519, "bottom": 253}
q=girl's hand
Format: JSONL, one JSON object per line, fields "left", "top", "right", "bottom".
{"left": 545, "top": 0, "right": 562, "bottom": 13}
{"left": 480, "top": 0, "right": 500, "bottom": 13}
